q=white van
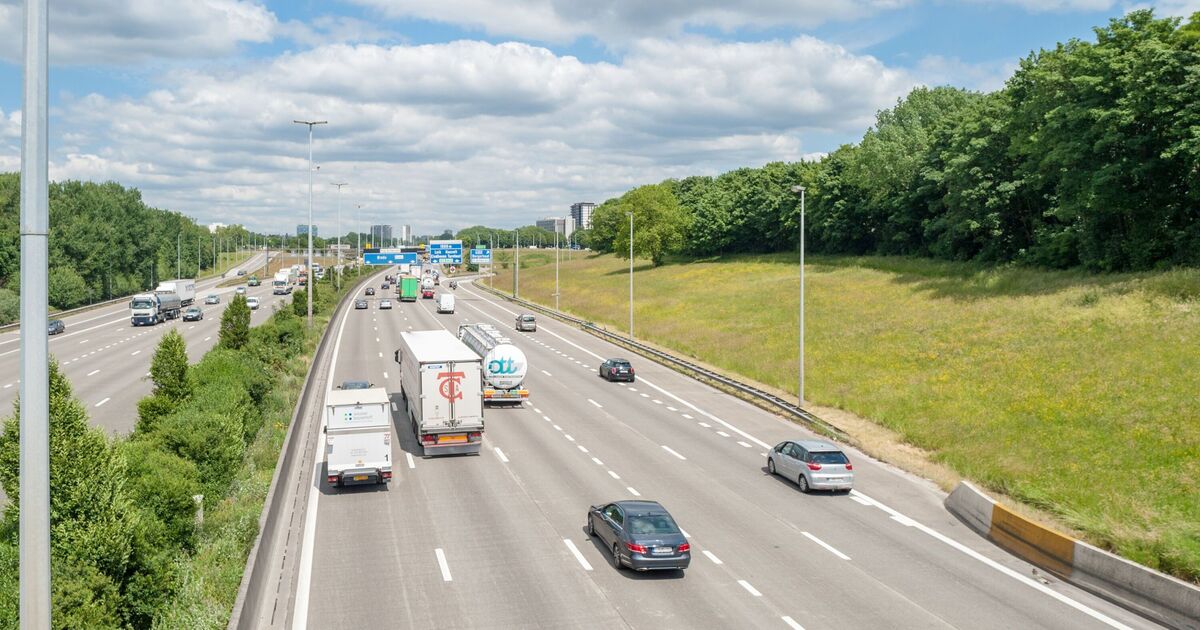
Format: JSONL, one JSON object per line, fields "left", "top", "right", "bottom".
{"left": 437, "top": 293, "right": 455, "bottom": 314}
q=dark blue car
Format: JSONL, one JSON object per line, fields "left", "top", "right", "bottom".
{"left": 587, "top": 500, "right": 690, "bottom": 572}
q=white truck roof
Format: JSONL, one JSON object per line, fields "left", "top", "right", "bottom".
{"left": 325, "top": 387, "right": 390, "bottom": 407}
{"left": 400, "top": 330, "right": 479, "bottom": 363}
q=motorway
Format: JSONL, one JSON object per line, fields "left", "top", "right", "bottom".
{"left": 0, "top": 253, "right": 287, "bottom": 435}
{"left": 281, "top": 269, "right": 1161, "bottom": 630}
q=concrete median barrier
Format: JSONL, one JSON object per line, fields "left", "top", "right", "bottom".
{"left": 945, "top": 481, "right": 1200, "bottom": 630}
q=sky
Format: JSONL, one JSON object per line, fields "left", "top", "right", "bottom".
{"left": 0, "top": 0, "right": 1197, "bottom": 236}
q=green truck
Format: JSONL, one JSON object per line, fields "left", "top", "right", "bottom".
{"left": 247, "top": 275, "right": 260, "bottom": 287}
{"left": 399, "top": 276, "right": 419, "bottom": 302}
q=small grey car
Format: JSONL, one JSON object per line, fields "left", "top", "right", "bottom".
{"left": 768, "top": 440, "right": 854, "bottom": 493}
{"left": 516, "top": 313, "right": 537, "bottom": 332}
{"left": 587, "top": 500, "right": 690, "bottom": 572}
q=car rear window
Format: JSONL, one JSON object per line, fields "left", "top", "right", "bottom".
{"left": 810, "top": 451, "right": 849, "bottom": 465}
{"left": 627, "top": 515, "right": 680, "bottom": 535}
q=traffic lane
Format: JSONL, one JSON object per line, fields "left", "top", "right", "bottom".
{"left": 310, "top": 286, "right": 623, "bottom": 629}
{"left": 455, "top": 286, "right": 1151, "bottom": 629}
{"left": 0, "top": 252, "right": 267, "bottom": 348}
{"left": 398, "top": 296, "right": 794, "bottom": 629}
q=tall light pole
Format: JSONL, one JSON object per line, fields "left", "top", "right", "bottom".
{"left": 554, "top": 229, "right": 560, "bottom": 311}
{"left": 626, "top": 212, "right": 634, "bottom": 337}
{"left": 332, "top": 182, "right": 348, "bottom": 291}
{"left": 293, "top": 119, "right": 327, "bottom": 327}
{"left": 355, "top": 204, "right": 363, "bottom": 260}
{"left": 791, "top": 185, "right": 806, "bottom": 405}
{"left": 514, "top": 228, "right": 520, "bottom": 298}
{"left": 176, "top": 232, "right": 181, "bottom": 278}
{"left": 19, "top": 0, "right": 51, "bottom": 623}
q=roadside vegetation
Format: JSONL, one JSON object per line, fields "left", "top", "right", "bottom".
{"left": 0, "top": 265, "right": 369, "bottom": 628}
{"left": 490, "top": 250, "right": 1200, "bottom": 583}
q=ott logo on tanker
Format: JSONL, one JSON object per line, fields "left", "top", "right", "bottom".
{"left": 438, "top": 371, "right": 465, "bottom": 401}
{"left": 488, "top": 357, "right": 519, "bottom": 375}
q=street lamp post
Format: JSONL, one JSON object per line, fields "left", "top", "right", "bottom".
{"left": 626, "top": 212, "right": 634, "bottom": 338}
{"left": 293, "top": 119, "right": 327, "bottom": 327}
{"left": 514, "top": 229, "right": 520, "bottom": 298}
{"left": 333, "top": 182, "right": 348, "bottom": 291}
{"left": 176, "top": 232, "right": 181, "bottom": 278}
{"left": 554, "top": 230, "right": 560, "bottom": 311}
{"left": 791, "top": 185, "right": 806, "bottom": 405}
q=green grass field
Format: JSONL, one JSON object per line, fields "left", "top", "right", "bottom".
{"left": 489, "top": 249, "right": 1200, "bottom": 582}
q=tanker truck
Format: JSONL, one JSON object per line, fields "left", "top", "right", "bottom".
{"left": 457, "top": 323, "right": 529, "bottom": 405}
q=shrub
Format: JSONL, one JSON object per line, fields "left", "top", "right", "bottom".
{"left": 150, "top": 330, "right": 191, "bottom": 401}
{"left": 219, "top": 294, "right": 250, "bottom": 350}
{"left": 153, "top": 406, "right": 245, "bottom": 498}
{"left": 121, "top": 440, "right": 202, "bottom": 548}
{"left": 135, "top": 393, "right": 175, "bottom": 434}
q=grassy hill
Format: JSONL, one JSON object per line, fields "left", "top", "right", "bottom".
{"left": 488, "top": 249, "right": 1200, "bottom": 582}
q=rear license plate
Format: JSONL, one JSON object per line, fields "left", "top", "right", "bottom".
{"left": 439, "top": 435, "right": 467, "bottom": 444}
{"left": 353, "top": 475, "right": 368, "bottom": 481}
{"left": 652, "top": 547, "right": 673, "bottom": 556}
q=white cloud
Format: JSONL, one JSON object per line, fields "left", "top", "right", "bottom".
{"left": 0, "top": 0, "right": 275, "bottom": 64}
{"left": 350, "top": 0, "right": 914, "bottom": 43}
{"left": 34, "top": 37, "right": 915, "bottom": 234}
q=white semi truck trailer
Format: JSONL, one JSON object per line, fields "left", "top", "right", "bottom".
{"left": 395, "top": 330, "right": 484, "bottom": 456}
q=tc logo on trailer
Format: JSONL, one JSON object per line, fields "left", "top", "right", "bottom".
{"left": 438, "top": 371, "right": 465, "bottom": 401}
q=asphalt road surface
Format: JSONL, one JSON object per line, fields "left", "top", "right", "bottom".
{"left": 0, "top": 253, "right": 285, "bottom": 434}
{"left": 280, "top": 271, "right": 1160, "bottom": 630}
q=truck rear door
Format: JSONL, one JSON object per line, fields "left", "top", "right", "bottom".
{"left": 451, "top": 360, "right": 484, "bottom": 426}
{"left": 420, "top": 363, "right": 452, "bottom": 429}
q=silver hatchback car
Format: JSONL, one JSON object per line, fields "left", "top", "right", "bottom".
{"left": 768, "top": 440, "right": 854, "bottom": 493}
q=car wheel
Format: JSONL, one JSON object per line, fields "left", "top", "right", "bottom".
{"left": 798, "top": 474, "right": 810, "bottom": 493}
{"left": 588, "top": 516, "right": 596, "bottom": 537}
{"left": 611, "top": 543, "right": 623, "bottom": 570}
{"left": 768, "top": 458, "right": 776, "bottom": 475}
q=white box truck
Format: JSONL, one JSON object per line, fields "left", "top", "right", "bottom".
{"left": 395, "top": 330, "right": 484, "bottom": 456}
{"left": 324, "top": 387, "right": 392, "bottom": 487}
{"left": 437, "top": 293, "right": 455, "bottom": 314}
{"left": 272, "top": 270, "right": 293, "bottom": 294}
{"left": 155, "top": 279, "right": 196, "bottom": 306}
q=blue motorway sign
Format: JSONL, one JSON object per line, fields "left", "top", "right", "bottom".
{"left": 363, "top": 252, "right": 419, "bottom": 265}
{"left": 469, "top": 248, "right": 492, "bottom": 264}
{"left": 428, "top": 239, "right": 463, "bottom": 264}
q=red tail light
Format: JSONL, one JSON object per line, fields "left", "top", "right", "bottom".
{"left": 678, "top": 543, "right": 690, "bottom": 553}
{"left": 468, "top": 432, "right": 482, "bottom": 440}
{"left": 421, "top": 434, "right": 435, "bottom": 445}
{"left": 626, "top": 542, "right": 648, "bottom": 554}
{"left": 807, "top": 462, "right": 822, "bottom": 471}
{"left": 326, "top": 475, "right": 338, "bottom": 485}
{"left": 382, "top": 471, "right": 392, "bottom": 481}
{"left": 845, "top": 462, "right": 853, "bottom": 470}
{"left": 629, "top": 368, "right": 635, "bottom": 375}
{"left": 610, "top": 368, "right": 617, "bottom": 374}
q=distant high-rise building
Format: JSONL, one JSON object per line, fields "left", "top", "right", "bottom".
{"left": 296, "top": 224, "right": 318, "bottom": 238}
{"left": 370, "top": 224, "right": 394, "bottom": 245}
{"left": 564, "top": 216, "right": 575, "bottom": 238}
{"left": 536, "top": 217, "right": 566, "bottom": 235}
{"left": 570, "top": 202, "right": 595, "bottom": 230}
{"left": 400, "top": 225, "right": 412, "bottom": 245}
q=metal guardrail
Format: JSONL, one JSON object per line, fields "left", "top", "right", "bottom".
{"left": 473, "top": 282, "right": 845, "bottom": 439}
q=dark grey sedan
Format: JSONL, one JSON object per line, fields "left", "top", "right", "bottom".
{"left": 587, "top": 500, "right": 690, "bottom": 572}
{"left": 47, "top": 319, "right": 65, "bottom": 335}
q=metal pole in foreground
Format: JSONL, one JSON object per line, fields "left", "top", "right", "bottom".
{"left": 20, "top": 0, "right": 51, "bottom": 624}
{"left": 514, "top": 229, "right": 520, "bottom": 298}
{"left": 627, "top": 212, "right": 634, "bottom": 338}
{"left": 333, "top": 182, "right": 347, "bottom": 292}
{"left": 176, "top": 232, "right": 181, "bottom": 278}
{"left": 792, "top": 185, "right": 806, "bottom": 405}
{"left": 554, "top": 230, "right": 560, "bottom": 311}
{"left": 293, "top": 119, "right": 327, "bottom": 328}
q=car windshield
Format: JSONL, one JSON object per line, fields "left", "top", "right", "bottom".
{"left": 810, "top": 451, "right": 849, "bottom": 465}
{"left": 612, "top": 361, "right": 631, "bottom": 367}
{"left": 341, "top": 380, "right": 370, "bottom": 389}
{"left": 131, "top": 299, "right": 154, "bottom": 309}
{"left": 187, "top": 308, "right": 200, "bottom": 313}
{"left": 521, "top": 316, "right": 535, "bottom": 321}
{"left": 626, "top": 515, "right": 680, "bottom": 535}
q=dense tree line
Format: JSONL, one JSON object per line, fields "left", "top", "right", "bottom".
{"left": 0, "top": 174, "right": 264, "bottom": 321}
{"left": 580, "top": 11, "right": 1200, "bottom": 271}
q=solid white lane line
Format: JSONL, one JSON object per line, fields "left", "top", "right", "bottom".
{"left": 86, "top": 369, "right": 100, "bottom": 377}
{"left": 891, "top": 514, "right": 918, "bottom": 527}
{"left": 738, "top": 580, "right": 762, "bottom": 597}
{"left": 435, "top": 548, "right": 453, "bottom": 582}
{"left": 591, "top": 457, "right": 604, "bottom": 466}
{"left": 94, "top": 397, "right": 110, "bottom": 408}
{"left": 563, "top": 539, "right": 593, "bottom": 571}
{"left": 802, "top": 531, "right": 850, "bottom": 560}
{"left": 607, "top": 470, "right": 621, "bottom": 479}
{"left": 661, "top": 445, "right": 687, "bottom": 460}
{"left": 626, "top": 487, "right": 641, "bottom": 496}
{"left": 679, "top": 528, "right": 690, "bottom": 538}
{"left": 130, "top": 350, "right": 140, "bottom": 356}
{"left": 850, "top": 495, "right": 873, "bottom": 506}
{"left": 406, "top": 453, "right": 416, "bottom": 469}
{"left": 541, "top": 369, "right": 553, "bottom": 376}
{"left": 587, "top": 398, "right": 602, "bottom": 408}
{"left": 737, "top": 441, "right": 753, "bottom": 448}
{"left": 577, "top": 445, "right": 589, "bottom": 453}
{"left": 702, "top": 550, "right": 723, "bottom": 565}
{"left": 494, "top": 447, "right": 509, "bottom": 463}
{"left": 782, "top": 616, "right": 806, "bottom": 630}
